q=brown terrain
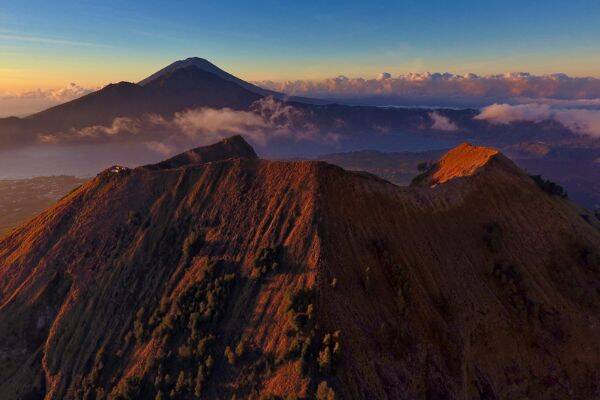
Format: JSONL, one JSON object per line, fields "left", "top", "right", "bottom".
{"left": 316, "top": 144, "right": 600, "bottom": 211}
{"left": 0, "top": 135, "right": 599, "bottom": 399}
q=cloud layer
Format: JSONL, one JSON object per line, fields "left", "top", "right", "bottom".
{"left": 0, "top": 83, "right": 96, "bottom": 117}
{"left": 476, "top": 103, "right": 600, "bottom": 137}
{"left": 257, "top": 72, "right": 600, "bottom": 107}
{"left": 38, "top": 97, "right": 331, "bottom": 156}
{"left": 428, "top": 112, "right": 458, "bottom": 131}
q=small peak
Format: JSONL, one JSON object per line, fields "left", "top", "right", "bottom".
{"left": 412, "top": 142, "right": 512, "bottom": 186}
{"left": 149, "top": 135, "right": 258, "bottom": 170}
{"left": 183, "top": 56, "right": 210, "bottom": 63}
{"left": 139, "top": 57, "right": 222, "bottom": 86}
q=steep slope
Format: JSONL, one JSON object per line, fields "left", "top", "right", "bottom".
{"left": 150, "top": 134, "right": 258, "bottom": 169}
{"left": 138, "top": 57, "right": 327, "bottom": 106}
{"left": 138, "top": 57, "right": 281, "bottom": 98}
{"left": 0, "top": 137, "right": 599, "bottom": 400}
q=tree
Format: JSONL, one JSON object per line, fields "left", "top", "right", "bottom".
{"left": 417, "top": 161, "right": 432, "bottom": 172}
{"left": 318, "top": 348, "right": 332, "bottom": 374}
{"left": 235, "top": 339, "right": 246, "bottom": 358}
{"left": 225, "top": 346, "right": 236, "bottom": 365}
{"left": 316, "top": 381, "right": 336, "bottom": 400}
{"left": 175, "top": 371, "right": 187, "bottom": 393}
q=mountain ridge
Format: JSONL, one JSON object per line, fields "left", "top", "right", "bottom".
{"left": 1, "top": 136, "right": 599, "bottom": 399}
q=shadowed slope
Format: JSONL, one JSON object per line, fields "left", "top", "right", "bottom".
{"left": 0, "top": 137, "right": 598, "bottom": 399}
{"left": 0, "top": 67, "right": 263, "bottom": 148}
{"left": 139, "top": 57, "right": 282, "bottom": 98}
{"left": 149, "top": 135, "right": 258, "bottom": 169}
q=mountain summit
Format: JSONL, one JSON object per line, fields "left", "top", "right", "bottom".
{"left": 138, "top": 57, "right": 281, "bottom": 98}
{"left": 1, "top": 136, "right": 599, "bottom": 399}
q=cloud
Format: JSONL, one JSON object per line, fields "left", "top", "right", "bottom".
{"left": 429, "top": 112, "right": 458, "bottom": 131}
{"left": 143, "top": 141, "right": 176, "bottom": 156}
{"left": 0, "top": 83, "right": 96, "bottom": 117}
{"left": 0, "top": 83, "right": 95, "bottom": 102}
{"left": 255, "top": 72, "right": 600, "bottom": 107}
{"left": 475, "top": 103, "right": 600, "bottom": 137}
{"left": 475, "top": 103, "right": 552, "bottom": 124}
{"left": 37, "top": 97, "right": 335, "bottom": 154}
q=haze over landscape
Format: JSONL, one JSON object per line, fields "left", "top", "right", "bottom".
{"left": 0, "top": 2, "right": 599, "bottom": 400}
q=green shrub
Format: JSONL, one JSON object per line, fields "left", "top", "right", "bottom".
{"left": 483, "top": 222, "right": 502, "bottom": 253}
{"left": 363, "top": 267, "right": 372, "bottom": 291}
{"left": 177, "top": 345, "right": 192, "bottom": 359}
{"left": 318, "top": 348, "right": 332, "bottom": 374}
{"left": 287, "top": 336, "right": 302, "bottom": 359}
{"left": 530, "top": 175, "right": 568, "bottom": 198}
{"left": 127, "top": 211, "right": 142, "bottom": 226}
{"left": 174, "top": 371, "right": 186, "bottom": 393}
{"left": 284, "top": 289, "right": 314, "bottom": 315}
{"left": 225, "top": 346, "right": 236, "bottom": 365}
{"left": 251, "top": 246, "right": 282, "bottom": 279}
{"left": 113, "top": 376, "right": 142, "bottom": 400}
{"left": 235, "top": 339, "right": 246, "bottom": 358}
{"left": 205, "top": 355, "right": 214, "bottom": 373}
{"left": 194, "top": 365, "right": 205, "bottom": 397}
{"left": 316, "top": 381, "right": 336, "bottom": 400}
{"left": 182, "top": 229, "right": 205, "bottom": 260}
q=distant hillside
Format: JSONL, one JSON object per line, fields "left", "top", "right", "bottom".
{"left": 317, "top": 143, "right": 600, "bottom": 210}
{"left": 0, "top": 175, "right": 86, "bottom": 236}
{"left": 1, "top": 136, "right": 599, "bottom": 399}
{"left": 316, "top": 148, "right": 445, "bottom": 186}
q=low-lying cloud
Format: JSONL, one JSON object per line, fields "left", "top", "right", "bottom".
{"left": 428, "top": 112, "right": 458, "bottom": 131}
{"left": 0, "top": 83, "right": 96, "bottom": 117}
{"left": 476, "top": 103, "right": 600, "bottom": 137}
{"left": 256, "top": 72, "right": 600, "bottom": 107}
{"left": 38, "top": 97, "right": 332, "bottom": 156}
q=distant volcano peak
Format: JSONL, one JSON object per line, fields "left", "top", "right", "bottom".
{"left": 138, "top": 57, "right": 281, "bottom": 98}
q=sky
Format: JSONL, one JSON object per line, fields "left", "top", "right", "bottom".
{"left": 1, "top": 0, "right": 600, "bottom": 93}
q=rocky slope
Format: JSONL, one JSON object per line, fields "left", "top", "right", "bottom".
{"left": 0, "top": 136, "right": 599, "bottom": 400}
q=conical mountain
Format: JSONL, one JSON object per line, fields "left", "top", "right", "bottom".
{"left": 138, "top": 57, "right": 282, "bottom": 98}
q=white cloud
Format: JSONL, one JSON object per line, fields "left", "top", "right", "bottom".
{"left": 429, "top": 111, "right": 458, "bottom": 131}
{"left": 475, "top": 103, "right": 552, "bottom": 124}
{"left": 553, "top": 109, "right": 600, "bottom": 137}
{"left": 475, "top": 103, "right": 600, "bottom": 137}
{"left": 0, "top": 83, "right": 96, "bottom": 117}
{"left": 255, "top": 73, "right": 600, "bottom": 106}
{"left": 37, "top": 97, "right": 335, "bottom": 151}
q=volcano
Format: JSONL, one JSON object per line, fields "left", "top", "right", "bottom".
{"left": 0, "top": 136, "right": 599, "bottom": 399}
{"left": 138, "top": 57, "right": 282, "bottom": 98}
